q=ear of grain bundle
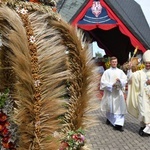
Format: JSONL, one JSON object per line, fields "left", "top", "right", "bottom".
{"left": 0, "top": 0, "right": 99, "bottom": 149}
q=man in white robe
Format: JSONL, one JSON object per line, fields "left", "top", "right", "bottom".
{"left": 127, "top": 50, "right": 150, "bottom": 136}
{"left": 100, "top": 57, "right": 127, "bottom": 131}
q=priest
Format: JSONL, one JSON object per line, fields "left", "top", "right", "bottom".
{"left": 127, "top": 50, "right": 150, "bottom": 136}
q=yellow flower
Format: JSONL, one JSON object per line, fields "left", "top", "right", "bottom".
{"left": 137, "top": 64, "right": 145, "bottom": 70}
{"left": 105, "top": 61, "right": 110, "bottom": 69}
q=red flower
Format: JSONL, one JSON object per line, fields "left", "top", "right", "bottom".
{"left": 2, "top": 142, "right": 10, "bottom": 148}
{"left": 72, "top": 134, "right": 78, "bottom": 140}
{"left": 2, "top": 139, "right": 16, "bottom": 149}
{"left": 1, "top": 127, "right": 9, "bottom": 136}
{"left": 0, "top": 124, "right": 5, "bottom": 131}
{"left": 29, "top": 0, "right": 40, "bottom": 3}
{"left": 2, "top": 136, "right": 10, "bottom": 143}
{"left": 59, "top": 142, "right": 69, "bottom": 150}
{"left": 8, "top": 141, "right": 16, "bottom": 149}
{"left": 5, "top": 121, "right": 10, "bottom": 127}
{"left": 0, "top": 112, "right": 7, "bottom": 122}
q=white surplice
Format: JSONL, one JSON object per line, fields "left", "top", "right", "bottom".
{"left": 100, "top": 67, "right": 127, "bottom": 126}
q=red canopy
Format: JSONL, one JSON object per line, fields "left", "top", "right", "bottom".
{"left": 72, "top": 0, "right": 146, "bottom": 64}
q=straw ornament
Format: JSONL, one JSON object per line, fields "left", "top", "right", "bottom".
{"left": 0, "top": 0, "right": 99, "bottom": 149}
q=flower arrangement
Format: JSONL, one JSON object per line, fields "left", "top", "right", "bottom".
{"left": 137, "top": 63, "right": 145, "bottom": 70}
{"left": 59, "top": 128, "right": 85, "bottom": 150}
{"left": 104, "top": 60, "right": 110, "bottom": 69}
{"left": 103, "top": 57, "right": 110, "bottom": 69}
{"left": 0, "top": 89, "right": 17, "bottom": 150}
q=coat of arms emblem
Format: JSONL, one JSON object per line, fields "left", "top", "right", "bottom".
{"left": 91, "top": 1, "right": 102, "bottom": 17}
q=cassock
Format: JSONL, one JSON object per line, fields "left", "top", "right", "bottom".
{"left": 100, "top": 67, "right": 127, "bottom": 126}
{"left": 127, "top": 69, "right": 150, "bottom": 134}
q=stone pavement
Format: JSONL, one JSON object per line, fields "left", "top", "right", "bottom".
{"left": 85, "top": 101, "right": 150, "bottom": 150}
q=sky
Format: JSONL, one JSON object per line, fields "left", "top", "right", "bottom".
{"left": 135, "top": 0, "right": 150, "bottom": 26}
{"left": 93, "top": 0, "right": 150, "bottom": 57}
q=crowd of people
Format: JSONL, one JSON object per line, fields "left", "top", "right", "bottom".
{"left": 99, "top": 50, "right": 150, "bottom": 136}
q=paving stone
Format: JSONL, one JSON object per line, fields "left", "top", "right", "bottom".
{"left": 85, "top": 101, "right": 150, "bottom": 150}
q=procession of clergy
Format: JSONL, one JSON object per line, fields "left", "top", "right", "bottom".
{"left": 99, "top": 50, "right": 150, "bottom": 136}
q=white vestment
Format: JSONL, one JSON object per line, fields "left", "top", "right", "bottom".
{"left": 100, "top": 67, "right": 127, "bottom": 126}
{"left": 127, "top": 69, "right": 150, "bottom": 134}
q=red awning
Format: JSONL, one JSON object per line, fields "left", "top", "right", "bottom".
{"left": 72, "top": 0, "right": 146, "bottom": 53}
